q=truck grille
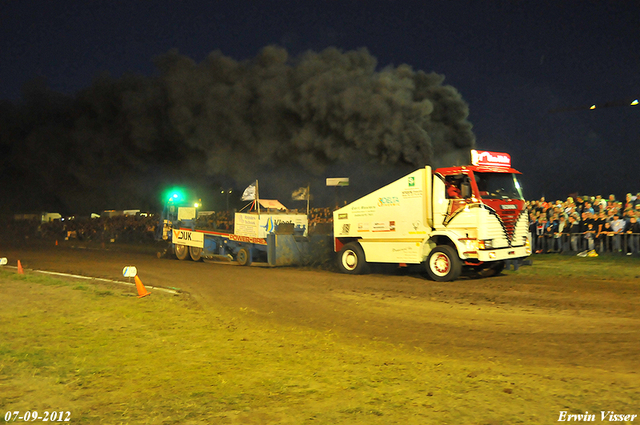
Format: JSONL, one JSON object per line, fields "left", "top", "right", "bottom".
{"left": 483, "top": 203, "right": 527, "bottom": 246}
{"left": 496, "top": 209, "right": 519, "bottom": 241}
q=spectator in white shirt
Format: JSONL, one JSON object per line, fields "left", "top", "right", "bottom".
{"left": 610, "top": 213, "right": 626, "bottom": 252}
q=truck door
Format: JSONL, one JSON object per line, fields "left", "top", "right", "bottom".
{"left": 432, "top": 176, "right": 448, "bottom": 228}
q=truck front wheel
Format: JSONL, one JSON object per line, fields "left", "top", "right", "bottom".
{"left": 426, "top": 246, "right": 461, "bottom": 281}
{"left": 338, "top": 242, "right": 367, "bottom": 274}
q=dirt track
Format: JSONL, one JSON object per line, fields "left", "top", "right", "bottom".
{"left": 3, "top": 244, "right": 640, "bottom": 376}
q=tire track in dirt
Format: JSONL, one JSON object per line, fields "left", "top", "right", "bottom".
{"left": 4, "top": 244, "right": 640, "bottom": 374}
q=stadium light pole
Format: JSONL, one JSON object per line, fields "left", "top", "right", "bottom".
{"left": 221, "top": 188, "right": 233, "bottom": 211}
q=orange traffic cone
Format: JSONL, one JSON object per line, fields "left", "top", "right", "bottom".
{"left": 135, "top": 275, "right": 151, "bottom": 298}
{"left": 17, "top": 260, "right": 24, "bottom": 274}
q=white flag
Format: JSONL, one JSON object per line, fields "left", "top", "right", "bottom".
{"left": 291, "top": 187, "right": 309, "bottom": 201}
{"left": 241, "top": 182, "right": 256, "bottom": 201}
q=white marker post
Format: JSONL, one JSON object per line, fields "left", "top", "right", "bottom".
{"left": 123, "top": 266, "right": 137, "bottom": 283}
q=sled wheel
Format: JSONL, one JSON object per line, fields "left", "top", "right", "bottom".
{"left": 426, "top": 245, "right": 461, "bottom": 281}
{"left": 189, "top": 246, "right": 203, "bottom": 262}
{"left": 237, "top": 248, "right": 252, "bottom": 266}
{"left": 175, "top": 244, "right": 189, "bottom": 261}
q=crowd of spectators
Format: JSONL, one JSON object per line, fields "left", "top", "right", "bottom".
{"left": 194, "top": 210, "right": 234, "bottom": 232}
{"left": 3, "top": 193, "right": 640, "bottom": 257}
{"left": 1, "top": 207, "right": 336, "bottom": 244}
{"left": 308, "top": 207, "right": 333, "bottom": 234}
{"left": 191, "top": 208, "right": 333, "bottom": 234}
{"left": 528, "top": 193, "right": 640, "bottom": 255}
{"left": 1, "top": 214, "right": 158, "bottom": 244}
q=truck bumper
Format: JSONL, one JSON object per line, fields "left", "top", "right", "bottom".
{"left": 469, "top": 245, "right": 531, "bottom": 262}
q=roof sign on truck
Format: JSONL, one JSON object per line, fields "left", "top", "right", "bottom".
{"left": 471, "top": 150, "right": 511, "bottom": 168}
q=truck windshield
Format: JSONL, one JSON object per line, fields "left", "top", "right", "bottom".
{"left": 474, "top": 172, "right": 524, "bottom": 200}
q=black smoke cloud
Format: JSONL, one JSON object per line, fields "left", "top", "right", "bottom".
{"left": 0, "top": 46, "right": 475, "bottom": 214}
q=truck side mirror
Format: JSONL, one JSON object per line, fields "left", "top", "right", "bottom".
{"left": 461, "top": 182, "right": 471, "bottom": 198}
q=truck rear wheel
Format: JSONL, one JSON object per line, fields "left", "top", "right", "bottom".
{"left": 189, "top": 246, "right": 203, "bottom": 262}
{"left": 175, "top": 244, "right": 189, "bottom": 261}
{"left": 237, "top": 247, "right": 252, "bottom": 266}
{"left": 426, "top": 245, "right": 461, "bottom": 281}
{"left": 338, "top": 242, "right": 367, "bottom": 274}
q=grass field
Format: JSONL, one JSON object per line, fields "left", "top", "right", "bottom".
{"left": 1, "top": 256, "right": 639, "bottom": 424}
{"left": 517, "top": 254, "right": 640, "bottom": 280}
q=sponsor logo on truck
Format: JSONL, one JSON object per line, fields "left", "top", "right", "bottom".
{"left": 402, "top": 189, "right": 423, "bottom": 199}
{"left": 378, "top": 196, "right": 400, "bottom": 207}
{"left": 174, "top": 230, "right": 192, "bottom": 241}
{"left": 372, "top": 221, "right": 396, "bottom": 232}
{"left": 172, "top": 229, "right": 204, "bottom": 248}
{"left": 229, "top": 234, "right": 267, "bottom": 245}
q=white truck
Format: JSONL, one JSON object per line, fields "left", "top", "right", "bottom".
{"left": 333, "top": 150, "right": 531, "bottom": 281}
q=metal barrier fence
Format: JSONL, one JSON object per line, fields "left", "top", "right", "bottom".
{"left": 531, "top": 232, "right": 640, "bottom": 255}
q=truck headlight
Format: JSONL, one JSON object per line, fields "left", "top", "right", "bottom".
{"left": 478, "top": 239, "right": 493, "bottom": 250}
{"left": 464, "top": 239, "right": 479, "bottom": 251}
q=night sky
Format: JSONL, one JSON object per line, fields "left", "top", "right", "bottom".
{"left": 1, "top": 1, "right": 639, "bottom": 214}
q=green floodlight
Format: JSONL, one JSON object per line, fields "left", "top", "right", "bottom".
{"left": 163, "top": 187, "right": 189, "bottom": 204}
